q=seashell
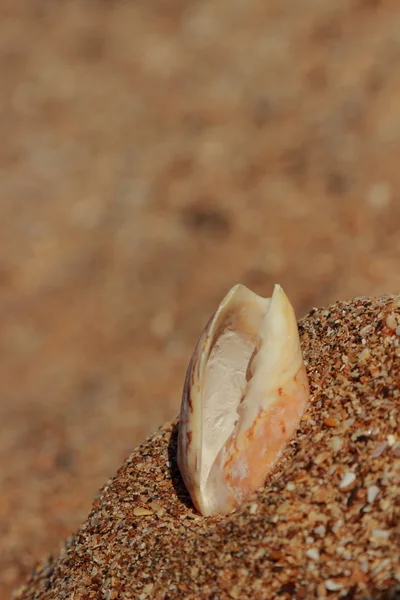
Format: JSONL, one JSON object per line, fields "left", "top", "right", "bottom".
{"left": 177, "top": 284, "right": 309, "bottom": 516}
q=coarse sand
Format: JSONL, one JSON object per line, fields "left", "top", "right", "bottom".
{"left": 15, "top": 295, "right": 400, "bottom": 599}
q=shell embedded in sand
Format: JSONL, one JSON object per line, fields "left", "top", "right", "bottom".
{"left": 177, "top": 284, "right": 309, "bottom": 516}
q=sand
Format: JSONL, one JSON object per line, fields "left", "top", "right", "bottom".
{"left": 15, "top": 295, "right": 400, "bottom": 599}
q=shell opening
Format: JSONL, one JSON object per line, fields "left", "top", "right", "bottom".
{"left": 200, "top": 289, "right": 270, "bottom": 492}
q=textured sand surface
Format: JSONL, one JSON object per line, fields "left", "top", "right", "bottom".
{"left": 16, "top": 296, "right": 400, "bottom": 599}
{"left": 1, "top": 0, "right": 400, "bottom": 595}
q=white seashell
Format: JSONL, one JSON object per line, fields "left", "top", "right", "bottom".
{"left": 177, "top": 283, "right": 309, "bottom": 516}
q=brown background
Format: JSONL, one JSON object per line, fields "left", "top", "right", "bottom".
{"left": 1, "top": 0, "right": 400, "bottom": 596}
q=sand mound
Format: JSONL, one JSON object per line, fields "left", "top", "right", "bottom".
{"left": 16, "top": 295, "right": 400, "bottom": 599}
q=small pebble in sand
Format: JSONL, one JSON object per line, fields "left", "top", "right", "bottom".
{"left": 325, "top": 579, "right": 343, "bottom": 591}
{"left": 367, "top": 485, "right": 380, "bottom": 504}
{"left": 133, "top": 507, "right": 154, "bottom": 517}
{"left": 339, "top": 471, "right": 356, "bottom": 490}
{"left": 385, "top": 313, "right": 397, "bottom": 330}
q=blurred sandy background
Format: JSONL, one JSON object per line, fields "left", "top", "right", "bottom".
{"left": 1, "top": 0, "right": 400, "bottom": 596}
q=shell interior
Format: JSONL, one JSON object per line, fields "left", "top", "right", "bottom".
{"left": 199, "top": 287, "right": 270, "bottom": 490}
